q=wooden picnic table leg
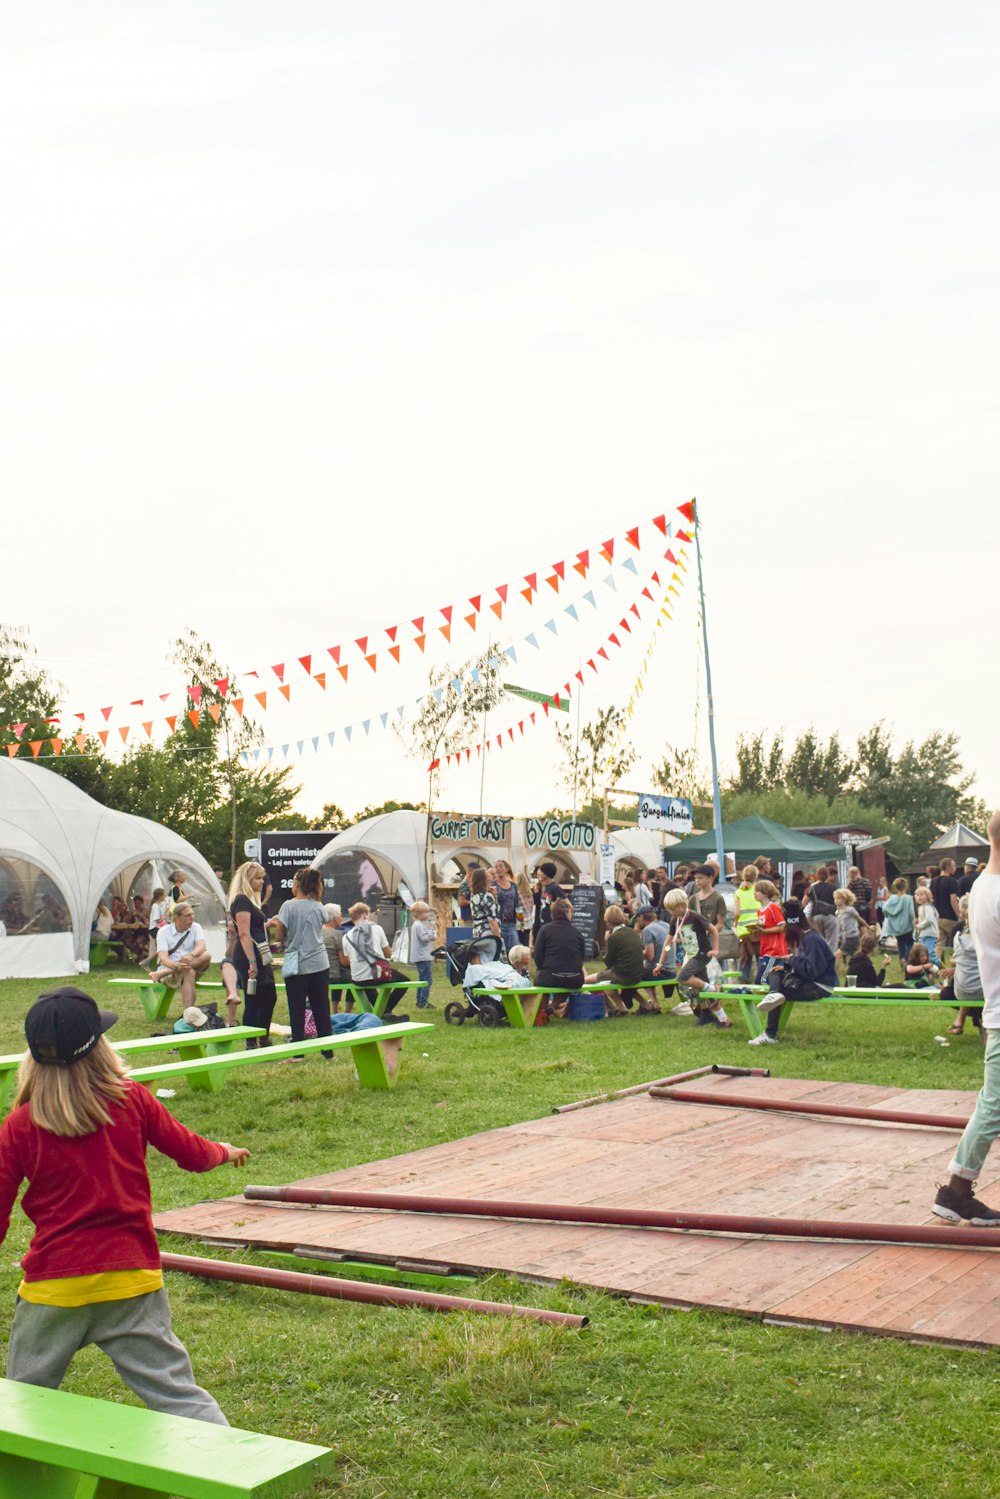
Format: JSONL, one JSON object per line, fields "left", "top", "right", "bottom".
{"left": 352, "top": 1036, "right": 404, "bottom": 1089}
{"left": 501, "top": 993, "right": 542, "bottom": 1029}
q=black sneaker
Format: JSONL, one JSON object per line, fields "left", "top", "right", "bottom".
{"left": 932, "top": 1183, "right": 1000, "bottom": 1226}
{"left": 694, "top": 1010, "right": 720, "bottom": 1027}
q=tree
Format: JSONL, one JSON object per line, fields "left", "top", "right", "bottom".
{"left": 724, "top": 732, "right": 785, "bottom": 796}
{"left": 651, "top": 743, "right": 712, "bottom": 806}
{"left": 555, "top": 707, "right": 635, "bottom": 810}
{"left": 308, "top": 802, "right": 349, "bottom": 831}
{"left": 720, "top": 786, "right": 900, "bottom": 847}
{"left": 0, "top": 626, "right": 63, "bottom": 758}
{"left": 854, "top": 727, "right": 987, "bottom": 860}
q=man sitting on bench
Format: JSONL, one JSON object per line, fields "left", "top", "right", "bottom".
{"left": 151, "top": 902, "right": 211, "bottom": 1008}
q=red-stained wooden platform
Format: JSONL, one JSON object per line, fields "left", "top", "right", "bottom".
{"left": 153, "top": 1073, "right": 1000, "bottom": 1349}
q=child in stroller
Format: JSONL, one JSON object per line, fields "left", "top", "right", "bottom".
{"left": 442, "top": 940, "right": 531, "bottom": 1027}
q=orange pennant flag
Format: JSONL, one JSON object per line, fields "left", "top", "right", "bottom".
{"left": 118, "top": 726, "right": 129, "bottom": 743}
{"left": 489, "top": 601, "right": 503, "bottom": 620}
{"left": 6, "top": 744, "right": 17, "bottom": 758}
{"left": 337, "top": 665, "right": 349, "bottom": 683}
{"left": 365, "top": 654, "right": 378, "bottom": 672}
{"left": 545, "top": 574, "right": 560, "bottom": 593}
{"left": 208, "top": 704, "right": 222, "bottom": 724}
{"left": 74, "top": 734, "right": 86, "bottom": 752}
{"left": 50, "top": 738, "right": 63, "bottom": 755}
{"left": 313, "top": 673, "right": 326, "bottom": 691}
{"left": 232, "top": 698, "right": 245, "bottom": 717}
{"left": 187, "top": 710, "right": 200, "bottom": 729}
{"left": 254, "top": 692, "right": 267, "bottom": 710}
{"left": 464, "top": 613, "right": 477, "bottom": 632}
{"left": 574, "top": 549, "right": 589, "bottom": 576}
{"left": 98, "top": 730, "right": 109, "bottom": 747}
{"left": 388, "top": 646, "right": 400, "bottom": 664}
{"left": 439, "top": 624, "right": 452, "bottom": 642}
{"left": 142, "top": 721, "right": 153, "bottom": 737}
{"left": 278, "top": 685, "right": 291, "bottom": 703}
{"left": 520, "top": 587, "right": 533, "bottom": 604}
{"left": 625, "top": 525, "right": 640, "bottom": 549}
{"left": 414, "top": 635, "right": 426, "bottom": 653}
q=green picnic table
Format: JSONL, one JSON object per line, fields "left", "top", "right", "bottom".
{"left": 729, "top": 985, "right": 982, "bottom": 1038}
{"left": 107, "top": 977, "right": 246, "bottom": 1023}
{"left": 340, "top": 979, "right": 424, "bottom": 1018}
{"left": 473, "top": 980, "right": 677, "bottom": 1030}
{"left": 0, "top": 1027, "right": 267, "bottom": 1110}
{"left": 0, "top": 1378, "right": 334, "bottom": 1498}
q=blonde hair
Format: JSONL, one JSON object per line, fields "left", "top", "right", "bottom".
{"left": 228, "top": 862, "right": 264, "bottom": 907}
{"left": 834, "top": 888, "right": 856, "bottom": 906}
{"left": 756, "top": 880, "right": 778, "bottom": 900}
{"left": 915, "top": 886, "right": 932, "bottom": 904}
{"left": 13, "top": 1036, "right": 129, "bottom": 1138}
{"left": 508, "top": 944, "right": 530, "bottom": 968}
{"left": 740, "top": 866, "right": 758, "bottom": 886}
{"left": 604, "top": 904, "right": 628, "bottom": 928}
{"left": 349, "top": 902, "right": 370, "bottom": 921}
{"left": 410, "top": 902, "right": 431, "bottom": 919}
{"left": 663, "top": 889, "right": 688, "bottom": 912}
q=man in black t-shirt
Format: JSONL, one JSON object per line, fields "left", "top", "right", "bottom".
{"left": 958, "top": 857, "right": 981, "bottom": 897}
{"left": 534, "top": 862, "right": 565, "bottom": 930}
{"left": 931, "top": 858, "right": 962, "bottom": 952}
{"left": 847, "top": 866, "right": 873, "bottom": 923}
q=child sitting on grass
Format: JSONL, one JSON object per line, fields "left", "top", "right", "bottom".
{"left": 904, "top": 942, "right": 939, "bottom": 987}
{"left": 0, "top": 987, "right": 249, "bottom": 1424}
{"left": 662, "top": 889, "right": 730, "bottom": 1028}
{"left": 846, "top": 931, "right": 886, "bottom": 989}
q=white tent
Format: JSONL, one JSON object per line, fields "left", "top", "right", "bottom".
{"left": 609, "top": 827, "right": 677, "bottom": 874}
{"left": 0, "top": 758, "right": 226, "bottom": 978}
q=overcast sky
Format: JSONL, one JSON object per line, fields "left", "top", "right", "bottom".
{"left": 2, "top": 2, "right": 997, "bottom": 822}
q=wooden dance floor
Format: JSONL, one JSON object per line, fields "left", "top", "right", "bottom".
{"left": 153, "top": 1072, "right": 1000, "bottom": 1349}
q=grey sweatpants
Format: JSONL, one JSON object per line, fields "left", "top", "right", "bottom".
{"left": 6, "top": 1288, "right": 227, "bottom": 1425}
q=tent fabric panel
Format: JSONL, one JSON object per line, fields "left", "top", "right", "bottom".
{"left": 666, "top": 814, "right": 847, "bottom": 865}
{"left": 0, "top": 934, "right": 76, "bottom": 980}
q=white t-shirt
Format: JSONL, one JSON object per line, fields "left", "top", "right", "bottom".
{"left": 969, "top": 873, "right": 1000, "bottom": 1028}
{"left": 157, "top": 921, "right": 205, "bottom": 961}
{"left": 343, "top": 922, "right": 390, "bottom": 981}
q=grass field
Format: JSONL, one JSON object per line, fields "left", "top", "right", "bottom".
{"left": 0, "top": 963, "right": 996, "bottom": 1499}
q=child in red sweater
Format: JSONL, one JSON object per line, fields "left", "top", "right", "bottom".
{"left": 0, "top": 987, "right": 249, "bottom": 1424}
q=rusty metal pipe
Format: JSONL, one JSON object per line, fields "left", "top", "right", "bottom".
{"left": 553, "top": 1064, "right": 770, "bottom": 1114}
{"left": 161, "top": 1252, "right": 586, "bottom": 1327}
{"left": 647, "top": 1087, "right": 970, "bottom": 1131}
{"left": 241, "top": 1188, "right": 998, "bottom": 1251}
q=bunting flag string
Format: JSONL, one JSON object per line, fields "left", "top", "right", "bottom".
{"left": 21, "top": 506, "right": 690, "bottom": 740}
{"left": 235, "top": 539, "right": 691, "bottom": 770}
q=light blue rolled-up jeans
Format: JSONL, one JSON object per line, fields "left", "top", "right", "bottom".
{"left": 949, "top": 1028, "right": 1000, "bottom": 1180}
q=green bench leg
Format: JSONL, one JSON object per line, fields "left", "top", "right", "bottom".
{"left": 735, "top": 994, "right": 764, "bottom": 1037}
{"left": 501, "top": 993, "right": 542, "bottom": 1029}
{"left": 0, "top": 1456, "right": 149, "bottom": 1498}
{"left": 352, "top": 1037, "right": 403, "bottom": 1089}
{"left": 136, "top": 985, "right": 173, "bottom": 1023}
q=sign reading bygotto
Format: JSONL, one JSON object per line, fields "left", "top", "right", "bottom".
{"left": 429, "top": 815, "right": 512, "bottom": 844}
{"left": 524, "top": 818, "right": 596, "bottom": 852}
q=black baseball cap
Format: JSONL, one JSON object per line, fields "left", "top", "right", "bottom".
{"left": 635, "top": 904, "right": 657, "bottom": 918}
{"left": 783, "top": 897, "right": 805, "bottom": 928}
{"left": 25, "top": 988, "right": 118, "bottom": 1067}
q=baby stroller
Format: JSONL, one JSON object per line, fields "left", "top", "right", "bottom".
{"left": 441, "top": 938, "right": 507, "bottom": 1027}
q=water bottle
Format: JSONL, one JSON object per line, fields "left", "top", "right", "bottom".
{"left": 247, "top": 974, "right": 257, "bottom": 997}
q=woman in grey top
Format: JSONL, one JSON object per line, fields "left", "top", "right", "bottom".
{"left": 272, "top": 867, "right": 332, "bottom": 1046}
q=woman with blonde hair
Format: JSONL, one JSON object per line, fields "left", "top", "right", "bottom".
{"left": 0, "top": 987, "right": 247, "bottom": 1421}
{"left": 227, "top": 862, "right": 276, "bottom": 1047}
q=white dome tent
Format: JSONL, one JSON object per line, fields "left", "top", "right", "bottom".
{"left": 0, "top": 758, "right": 226, "bottom": 979}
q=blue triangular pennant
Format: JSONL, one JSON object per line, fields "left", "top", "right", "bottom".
{"left": 267, "top": 747, "right": 274, "bottom": 761}
{"left": 564, "top": 603, "right": 578, "bottom": 621}
{"left": 504, "top": 646, "right": 517, "bottom": 663}
{"left": 344, "top": 726, "right": 352, "bottom": 742}
{"left": 397, "top": 705, "right": 405, "bottom": 718}
{"left": 433, "top": 687, "right": 444, "bottom": 704}
{"left": 450, "top": 677, "right": 462, "bottom": 693}
{"left": 362, "top": 719, "right": 370, "bottom": 735}
{"left": 603, "top": 575, "right": 617, "bottom": 591}
{"left": 311, "top": 736, "right": 320, "bottom": 752}
{"left": 525, "top": 633, "right": 539, "bottom": 649}
{"left": 471, "top": 668, "right": 480, "bottom": 684}
{"left": 622, "top": 556, "right": 638, "bottom": 574}
{"left": 327, "top": 731, "right": 335, "bottom": 745}
{"left": 380, "top": 712, "right": 388, "bottom": 729}
{"left": 295, "top": 740, "right": 304, "bottom": 755}
{"left": 544, "top": 619, "right": 558, "bottom": 634}
{"left": 583, "top": 590, "right": 595, "bottom": 608}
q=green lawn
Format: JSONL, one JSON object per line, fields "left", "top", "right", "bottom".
{"left": 0, "top": 964, "right": 996, "bottom": 1499}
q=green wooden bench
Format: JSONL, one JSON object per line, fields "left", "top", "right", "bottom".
{"left": 470, "top": 979, "right": 678, "bottom": 1030}
{"left": 337, "top": 979, "right": 424, "bottom": 1018}
{"left": 729, "top": 985, "right": 983, "bottom": 1038}
{"left": 107, "top": 977, "right": 245, "bottom": 1023}
{"left": 128, "top": 1021, "right": 433, "bottom": 1092}
{"left": 89, "top": 938, "right": 126, "bottom": 969}
{"left": 0, "top": 1378, "right": 334, "bottom": 1498}
{"left": 0, "top": 1028, "right": 267, "bottom": 1110}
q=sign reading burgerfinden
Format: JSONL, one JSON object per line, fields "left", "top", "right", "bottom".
{"left": 637, "top": 793, "right": 694, "bottom": 835}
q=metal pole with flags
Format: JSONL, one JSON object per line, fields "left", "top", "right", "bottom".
{"left": 689, "top": 500, "right": 725, "bottom": 874}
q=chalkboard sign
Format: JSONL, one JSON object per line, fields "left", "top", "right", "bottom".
{"left": 568, "top": 885, "right": 605, "bottom": 959}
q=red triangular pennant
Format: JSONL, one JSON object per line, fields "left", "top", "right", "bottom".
{"left": 100, "top": 707, "right": 113, "bottom": 722}
{"left": 272, "top": 664, "right": 285, "bottom": 682}
{"left": 496, "top": 584, "right": 508, "bottom": 604}
{"left": 214, "top": 678, "right": 230, "bottom": 696}
{"left": 328, "top": 645, "right": 341, "bottom": 665}
{"left": 385, "top": 625, "right": 398, "bottom": 643}
{"left": 298, "top": 655, "right": 312, "bottom": 675}
{"left": 518, "top": 721, "right": 524, "bottom": 735}
{"left": 468, "top": 594, "right": 481, "bottom": 613}
{"left": 678, "top": 500, "right": 696, "bottom": 523}
{"left": 630, "top": 602, "right": 640, "bottom": 618}
{"left": 675, "top": 529, "right": 692, "bottom": 543}
{"left": 609, "top": 632, "right": 621, "bottom": 648}
{"left": 355, "top": 637, "right": 368, "bottom": 655}
{"left": 575, "top": 670, "right": 584, "bottom": 684}
{"left": 552, "top": 560, "right": 565, "bottom": 580}
{"left": 587, "top": 658, "right": 596, "bottom": 672}
{"left": 189, "top": 684, "right": 203, "bottom": 706}
{"left": 600, "top": 539, "right": 614, "bottom": 563}
{"left": 411, "top": 616, "right": 424, "bottom": 634}
{"left": 524, "top": 572, "right": 537, "bottom": 592}
{"left": 652, "top": 514, "right": 667, "bottom": 535}
{"left": 625, "top": 525, "right": 640, "bottom": 549}
{"left": 573, "top": 549, "right": 589, "bottom": 576}
{"left": 508, "top": 727, "right": 514, "bottom": 741}
{"left": 597, "top": 647, "right": 609, "bottom": 661}
{"left": 440, "top": 606, "right": 453, "bottom": 625}
{"left": 664, "top": 549, "right": 677, "bottom": 564}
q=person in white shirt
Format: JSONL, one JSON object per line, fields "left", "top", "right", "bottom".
{"left": 342, "top": 902, "right": 410, "bottom": 1019}
{"left": 932, "top": 810, "right": 1000, "bottom": 1226}
{"left": 152, "top": 902, "right": 210, "bottom": 1007}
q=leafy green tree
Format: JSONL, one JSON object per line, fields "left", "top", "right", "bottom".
{"left": 720, "top": 786, "right": 900, "bottom": 847}
{"left": 724, "top": 732, "right": 785, "bottom": 796}
{"left": 652, "top": 743, "right": 712, "bottom": 805}
{"left": 784, "top": 729, "right": 854, "bottom": 801}
{"left": 854, "top": 727, "right": 987, "bottom": 859}
{"left": 555, "top": 707, "right": 635, "bottom": 810}
{"left": 0, "top": 626, "right": 63, "bottom": 758}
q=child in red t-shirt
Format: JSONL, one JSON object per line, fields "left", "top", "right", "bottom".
{"left": 0, "top": 987, "right": 249, "bottom": 1424}
{"left": 754, "top": 881, "right": 788, "bottom": 985}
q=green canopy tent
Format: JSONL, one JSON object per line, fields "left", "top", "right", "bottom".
{"left": 665, "top": 815, "right": 846, "bottom": 871}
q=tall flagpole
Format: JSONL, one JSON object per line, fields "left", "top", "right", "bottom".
{"left": 692, "top": 500, "right": 725, "bottom": 874}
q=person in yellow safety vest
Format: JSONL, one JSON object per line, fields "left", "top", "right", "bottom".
{"left": 734, "top": 865, "right": 762, "bottom": 982}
